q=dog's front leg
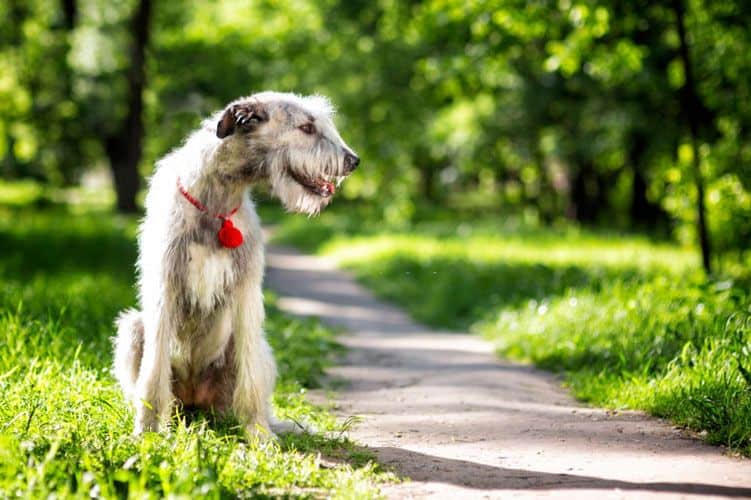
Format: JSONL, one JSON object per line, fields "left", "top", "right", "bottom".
{"left": 133, "top": 306, "right": 174, "bottom": 434}
{"left": 232, "top": 283, "right": 277, "bottom": 437}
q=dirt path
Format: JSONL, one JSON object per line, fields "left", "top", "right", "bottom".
{"left": 265, "top": 244, "right": 751, "bottom": 499}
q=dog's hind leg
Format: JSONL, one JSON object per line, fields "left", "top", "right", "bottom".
{"left": 113, "top": 309, "right": 144, "bottom": 400}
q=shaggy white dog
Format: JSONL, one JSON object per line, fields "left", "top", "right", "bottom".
{"left": 113, "top": 91, "right": 359, "bottom": 435}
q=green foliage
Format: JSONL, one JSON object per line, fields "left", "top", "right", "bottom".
{"left": 273, "top": 208, "right": 751, "bottom": 455}
{"left": 492, "top": 277, "right": 751, "bottom": 452}
{"left": 0, "top": 205, "right": 390, "bottom": 497}
{"left": 2, "top": 0, "right": 751, "bottom": 256}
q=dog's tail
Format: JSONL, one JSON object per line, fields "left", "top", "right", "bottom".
{"left": 113, "top": 308, "right": 144, "bottom": 400}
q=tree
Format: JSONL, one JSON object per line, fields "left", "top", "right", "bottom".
{"left": 2, "top": 0, "right": 750, "bottom": 263}
{"left": 106, "top": 0, "right": 152, "bottom": 213}
{"left": 671, "top": 0, "right": 712, "bottom": 273}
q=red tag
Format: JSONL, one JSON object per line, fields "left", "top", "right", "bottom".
{"left": 218, "top": 219, "right": 243, "bottom": 248}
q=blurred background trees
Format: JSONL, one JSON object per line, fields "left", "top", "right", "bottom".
{"left": 1, "top": 0, "right": 750, "bottom": 270}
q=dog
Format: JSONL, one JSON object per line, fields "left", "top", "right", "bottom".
{"left": 113, "top": 91, "right": 359, "bottom": 435}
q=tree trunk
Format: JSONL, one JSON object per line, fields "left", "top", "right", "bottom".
{"left": 421, "top": 164, "right": 436, "bottom": 203}
{"left": 106, "top": 0, "right": 152, "bottom": 213}
{"left": 61, "top": 0, "right": 77, "bottom": 30}
{"left": 673, "top": 0, "right": 712, "bottom": 274}
{"left": 414, "top": 144, "right": 439, "bottom": 203}
{"left": 7, "top": 0, "right": 28, "bottom": 46}
{"left": 57, "top": 0, "right": 80, "bottom": 184}
{"left": 2, "top": 1, "right": 27, "bottom": 176}
{"left": 569, "top": 161, "right": 599, "bottom": 223}
{"left": 628, "top": 131, "right": 664, "bottom": 229}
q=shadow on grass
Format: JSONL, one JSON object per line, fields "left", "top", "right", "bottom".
{"left": 0, "top": 208, "right": 138, "bottom": 281}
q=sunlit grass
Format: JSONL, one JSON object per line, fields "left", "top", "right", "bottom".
{"left": 323, "top": 231, "right": 697, "bottom": 277}
{"left": 303, "top": 230, "right": 699, "bottom": 330}
{"left": 0, "top": 176, "right": 117, "bottom": 212}
{"left": 481, "top": 276, "right": 751, "bottom": 452}
{"left": 0, "top": 205, "right": 391, "bottom": 498}
{"left": 0, "top": 179, "right": 44, "bottom": 206}
{"left": 273, "top": 206, "right": 751, "bottom": 455}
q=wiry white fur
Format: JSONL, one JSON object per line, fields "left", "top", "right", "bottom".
{"left": 252, "top": 91, "right": 336, "bottom": 118}
{"left": 112, "top": 91, "right": 357, "bottom": 437}
{"left": 186, "top": 243, "right": 235, "bottom": 311}
{"left": 113, "top": 308, "right": 142, "bottom": 400}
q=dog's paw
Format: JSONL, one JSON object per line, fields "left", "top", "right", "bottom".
{"left": 133, "top": 401, "right": 169, "bottom": 436}
{"left": 244, "top": 419, "right": 278, "bottom": 442}
{"left": 133, "top": 417, "right": 159, "bottom": 436}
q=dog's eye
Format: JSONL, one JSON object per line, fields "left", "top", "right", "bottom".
{"left": 298, "top": 123, "right": 316, "bottom": 135}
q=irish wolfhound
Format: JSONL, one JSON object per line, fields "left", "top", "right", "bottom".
{"left": 113, "top": 91, "right": 359, "bottom": 435}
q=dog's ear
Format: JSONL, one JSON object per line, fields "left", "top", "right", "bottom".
{"left": 216, "top": 109, "right": 237, "bottom": 139}
{"left": 216, "top": 102, "right": 268, "bottom": 139}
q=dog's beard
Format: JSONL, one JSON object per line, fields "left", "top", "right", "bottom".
{"left": 265, "top": 147, "right": 348, "bottom": 215}
{"left": 270, "top": 172, "right": 334, "bottom": 216}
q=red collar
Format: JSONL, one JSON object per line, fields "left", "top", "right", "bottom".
{"left": 176, "top": 177, "right": 240, "bottom": 220}
{"left": 177, "top": 177, "right": 244, "bottom": 249}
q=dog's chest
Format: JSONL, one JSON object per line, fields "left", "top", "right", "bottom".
{"left": 185, "top": 242, "right": 237, "bottom": 312}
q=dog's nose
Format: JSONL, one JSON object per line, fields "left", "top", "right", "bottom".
{"left": 344, "top": 153, "right": 360, "bottom": 172}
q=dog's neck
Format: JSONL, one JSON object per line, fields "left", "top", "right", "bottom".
{"left": 177, "top": 135, "right": 264, "bottom": 214}
{"left": 181, "top": 172, "right": 248, "bottom": 215}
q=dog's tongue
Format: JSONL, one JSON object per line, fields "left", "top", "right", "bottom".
{"left": 314, "top": 178, "right": 336, "bottom": 197}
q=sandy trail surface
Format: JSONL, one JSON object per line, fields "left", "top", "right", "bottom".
{"left": 265, "top": 243, "right": 751, "bottom": 499}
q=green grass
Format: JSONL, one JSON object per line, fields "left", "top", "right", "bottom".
{"left": 272, "top": 205, "right": 751, "bottom": 455}
{"left": 0, "top": 205, "right": 391, "bottom": 498}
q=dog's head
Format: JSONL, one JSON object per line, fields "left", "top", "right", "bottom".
{"left": 215, "top": 92, "right": 359, "bottom": 215}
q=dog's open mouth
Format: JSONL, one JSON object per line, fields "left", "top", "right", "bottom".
{"left": 288, "top": 169, "right": 345, "bottom": 198}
